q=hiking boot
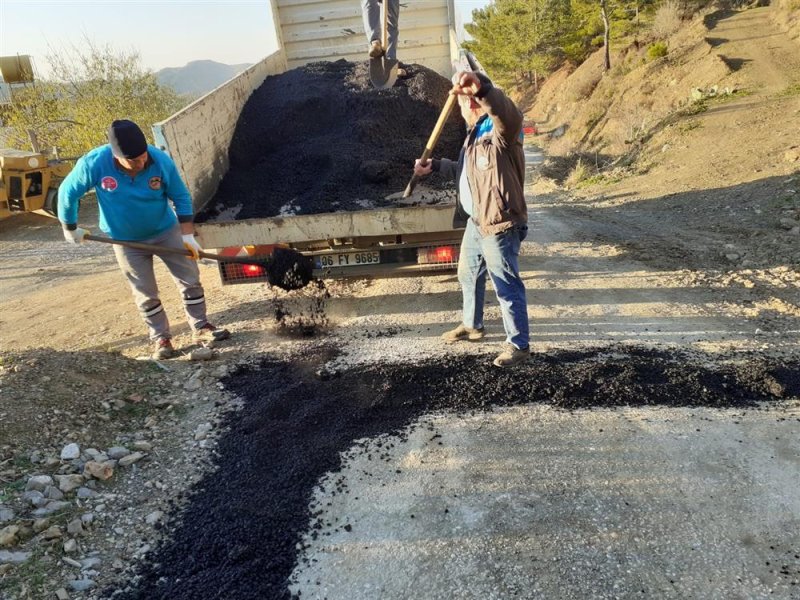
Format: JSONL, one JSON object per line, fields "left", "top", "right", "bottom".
{"left": 152, "top": 338, "right": 177, "bottom": 360}
{"left": 493, "top": 344, "right": 530, "bottom": 368}
{"left": 441, "top": 324, "right": 485, "bottom": 344}
{"left": 369, "top": 41, "right": 384, "bottom": 58}
{"left": 193, "top": 323, "right": 231, "bottom": 346}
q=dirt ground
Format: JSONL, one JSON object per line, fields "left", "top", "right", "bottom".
{"left": 1, "top": 6, "right": 800, "bottom": 599}
{"left": 2, "top": 156, "right": 799, "bottom": 598}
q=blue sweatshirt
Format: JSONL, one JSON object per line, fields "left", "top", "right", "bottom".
{"left": 58, "top": 144, "right": 193, "bottom": 241}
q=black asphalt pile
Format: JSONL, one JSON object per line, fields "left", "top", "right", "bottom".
{"left": 197, "top": 61, "right": 465, "bottom": 222}
{"left": 106, "top": 347, "right": 800, "bottom": 600}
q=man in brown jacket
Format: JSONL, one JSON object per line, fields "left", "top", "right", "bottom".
{"left": 414, "top": 71, "right": 530, "bottom": 367}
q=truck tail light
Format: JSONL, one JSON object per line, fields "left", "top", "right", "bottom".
{"left": 242, "top": 263, "right": 265, "bottom": 277}
{"left": 220, "top": 261, "right": 269, "bottom": 284}
{"left": 417, "top": 245, "right": 459, "bottom": 265}
{"left": 435, "top": 246, "right": 454, "bottom": 262}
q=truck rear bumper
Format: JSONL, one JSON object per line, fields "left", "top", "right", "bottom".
{"left": 312, "top": 261, "right": 457, "bottom": 280}
{"left": 217, "top": 239, "right": 461, "bottom": 285}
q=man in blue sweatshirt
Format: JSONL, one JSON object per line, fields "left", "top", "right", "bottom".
{"left": 58, "top": 119, "right": 229, "bottom": 359}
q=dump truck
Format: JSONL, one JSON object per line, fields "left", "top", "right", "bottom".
{"left": 152, "top": 0, "right": 470, "bottom": 284}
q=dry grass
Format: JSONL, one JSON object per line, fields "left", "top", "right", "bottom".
{"left": 565, "top": 159, "right": 591, "bottom": 187}
{"left": 652, "top": 0, "right": 683, "bottom": 38}
{"left": 570, "top": 75, "right": 602, "bottom": 101}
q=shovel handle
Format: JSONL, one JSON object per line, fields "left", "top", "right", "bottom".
{"left": 84, "top": 234, "right": 267, "bottom": 265}
{"left": 403, "top": 92, "right": 458, "bottom": 198}
{"left": 382, "top": 0, "right": 389, "bottom": 50}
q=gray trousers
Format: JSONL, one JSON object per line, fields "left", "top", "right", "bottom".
{"left": 362, "top": 0, "right": 400, "bottom": 60}
{"left": 113, "top": 225, "right": 208, "bottom": 341}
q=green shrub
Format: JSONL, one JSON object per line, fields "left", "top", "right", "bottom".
{"left": 563, "top": 42, "right": 592, "bottom": 64}
{"left": 778, "top": 83, "right": 800, "bottom": 97}
{"left": 647, "top": 41, "right": 669, "bottom": 60}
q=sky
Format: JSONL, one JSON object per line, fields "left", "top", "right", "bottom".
{"left": 0, "top": 0, "right": 490, "bottom": 77}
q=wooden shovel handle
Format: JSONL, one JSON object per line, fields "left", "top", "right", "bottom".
{"left": 382, "top": 0, "right": 389, "bottom": 50}
{"left": 84, "top": 234, "right": 267, "bottom": 265}
{"left": 403, "top": 92, "right": 458, "bottom": 198}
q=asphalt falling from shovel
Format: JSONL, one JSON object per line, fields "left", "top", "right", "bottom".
{"left": 272, "top": 280, "right": 331, "bottom": 337}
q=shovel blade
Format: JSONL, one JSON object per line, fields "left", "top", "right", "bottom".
{"left": 266, "top": 247, "right": 314, "bottom": 291}
{"left": 369, "top": 56, "right": 398, "bottom": 90}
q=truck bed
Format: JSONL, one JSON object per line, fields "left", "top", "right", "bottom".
{"left": 196, "top": 202, "right": 457, "bottom": 248}
{"left": 152, "top": 1, "right": 465, "bottom": 281}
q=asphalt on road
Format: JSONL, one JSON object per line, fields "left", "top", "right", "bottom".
{"left": 104, "top": 347, "right": 800, "bottom": 600}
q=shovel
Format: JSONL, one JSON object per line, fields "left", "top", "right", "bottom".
{"left": 369, "top": 0, "right": 398, "bottom": 90}
{"left": 84, "top": 234, "right": 314, "bottom": 291}
{"left": 402, "top": 91, "right": 458, "bottom": 198}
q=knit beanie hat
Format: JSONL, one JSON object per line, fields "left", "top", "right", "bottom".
{"left": 108, "top": 120, "right": 147, "bottom": 158}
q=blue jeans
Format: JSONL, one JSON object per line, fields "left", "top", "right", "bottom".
{"left": 458, "top": 219, "right": 529, "bottom": 349}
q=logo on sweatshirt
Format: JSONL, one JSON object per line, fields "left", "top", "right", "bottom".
{"left": 148, "top": 176, "right": 162, "bottom": 190}
{"left": 100, "top": 176, "right": 118, "bottom": 191}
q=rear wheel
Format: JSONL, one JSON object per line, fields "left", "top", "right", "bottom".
{"left": 42, "top": 183, "right": 60, "bottom": 216}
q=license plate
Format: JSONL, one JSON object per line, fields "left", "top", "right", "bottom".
{"left": 316, "top": 251, "right": 381, "bottom": 268}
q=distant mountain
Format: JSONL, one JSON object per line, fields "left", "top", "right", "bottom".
{"left": 156, "top": 60, "right": 252, "bottom": 96}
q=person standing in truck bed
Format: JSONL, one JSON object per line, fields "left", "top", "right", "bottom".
{"left": 413, "top": 71, "right": 530, "bottom": 367}
{"left": 57, "top": 119, "right": 230, "bottom": 360}
{"left": 361, "top": 0, "right": 406, "bottom": 77}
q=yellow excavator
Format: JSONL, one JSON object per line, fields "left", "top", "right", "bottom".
{"left": 0, "top": 54, "right": 73, "bottom": 220}
{"left": 0, "top": 148, "right": 72, "bottom": 220}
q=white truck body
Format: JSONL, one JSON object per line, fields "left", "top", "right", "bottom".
{"left": 153, "top": 0, "right": 465, "bottom": 281}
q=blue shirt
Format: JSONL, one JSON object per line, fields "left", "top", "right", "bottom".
{"left": 58, "top": 144, "right": 193, "bottom": 241}
{"left": 458, "top": 116, "right": 525, "bottom": 217}
{"left": 459, "top": 117, "right": 499, "bottom": 217}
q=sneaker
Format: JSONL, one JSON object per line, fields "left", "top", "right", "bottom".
{"left": 441, "top": 324, "right": 485, "bottom": 344}
{"left": 193, "top": 323, "right": 231, "bottom": 346}
{"left": 369, "top": 41, "right": 384, "bottom": 58}
{"left": 493, "top": 344, "right": 530, "bottom": 368}
{"left": 152, "top": 338, "right": 177, "bottom": 360}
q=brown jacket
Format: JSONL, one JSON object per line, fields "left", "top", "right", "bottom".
{"left": 432, "top": 74, "right": 527, "bottom": 236}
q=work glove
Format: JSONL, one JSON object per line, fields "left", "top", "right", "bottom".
{"left": 182, "top": 234, "right": 203, "bottom": 261}
{"left": 62, "top": 226, "right": 90, "bottom": 245}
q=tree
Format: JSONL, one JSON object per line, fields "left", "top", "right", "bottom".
{"left": 600, "top": 0, "right": 612, "bottom": 70}
{"left": 4, "top": 40, "right": 185, "bottom": 158}
{"left": 464, "top": 0, "right": 572, "bottom": 88}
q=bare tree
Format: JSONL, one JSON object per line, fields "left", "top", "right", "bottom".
{"left": 5, "top": 38, "right": 185, "bottom": 157}
{"left": 600, "top": 0, "right": 611, "bottom": 71}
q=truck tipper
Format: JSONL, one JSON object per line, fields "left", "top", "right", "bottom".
{"left": 152, "top": 0, "right": 471, "bottom": 285}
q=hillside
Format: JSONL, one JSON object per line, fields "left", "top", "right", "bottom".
{"left": 528, "top": 3, "right": 800, "bottom": 277}
{"left": 156, "top": 59, "right": 252, "bottom": 95}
